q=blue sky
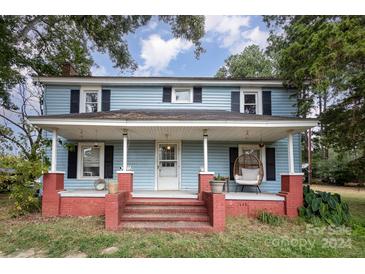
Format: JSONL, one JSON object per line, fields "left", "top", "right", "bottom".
{"left": 91, "top": 16, "right": 269, "bottom": 77}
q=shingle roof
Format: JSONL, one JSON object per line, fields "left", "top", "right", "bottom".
{"left": 30, "top": 109, "right": 314, "bottom": 122}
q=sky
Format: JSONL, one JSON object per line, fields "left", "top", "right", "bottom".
{"left": 91, "top": 16, "right": 269, "bottom": 77}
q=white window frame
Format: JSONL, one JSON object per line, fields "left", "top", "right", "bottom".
{"left": 171, "top": 87, "right": 193, "bottom": 104}
{"left": 240, "top": 87, "right": 262, "bottom": 114}
{"left": 80, "top": 86, "right": 102, "bottom": 113}
{"left": 77, "top": 142, "right": 105, "bottom": 180}
{"left": 238, "top": 144, "right": 266, "bottom": 182}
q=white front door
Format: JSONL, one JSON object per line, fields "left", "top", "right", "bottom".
{"left": 157, "top": 142, "right": 180, "bottom": 190}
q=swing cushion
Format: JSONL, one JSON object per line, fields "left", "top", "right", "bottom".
{"left": 234, "top": 168, "right": 260, "bottom": 186}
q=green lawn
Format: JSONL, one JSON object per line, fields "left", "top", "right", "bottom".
{"left": 0, "top": 186, "right": 364, "bottom": 258}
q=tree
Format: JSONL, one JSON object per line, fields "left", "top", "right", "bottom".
{"left": 215, "top": 45, "right": 277, "bottom": 78}
{"left": 0, "top": 15, "right": 205, "bottom": 109}
{"left": 263, "top": 16, "right": 365, "bottom": 158}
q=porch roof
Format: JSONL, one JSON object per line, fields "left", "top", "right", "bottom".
{"left": 28, "top": 109, "right": 317, "bottom": 142}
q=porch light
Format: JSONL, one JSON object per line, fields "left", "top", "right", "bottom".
{"left": 167, "top": 145, "right": 171, "bottom": 150}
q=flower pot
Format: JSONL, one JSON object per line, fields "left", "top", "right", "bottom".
{"left": 209, "top": 180, "right": 225, "bottom": 193}
{"left": 108, "top": 183, "right": 119, "bottom": 194}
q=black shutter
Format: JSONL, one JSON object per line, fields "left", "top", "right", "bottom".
{"left": 262, "top": 90, "right": 272, "bottom": 115}
{"left": 70, "top": 89, "right": 80, "bottom": 113}
{"left": 231, "top": 91, "right": 240, "bottom": 112}
{"left": 102, "top": 89, "right": 111, "bottom": 111}
{"left": 104, "top": 145, "right": 114, "bottom": 179}
{"left": 162, "top": 86, "right": 172, "bottom": 102}
{"left": 266, "top": 147, "right": 276, "bottom": 181}
{"left": 229, "top": 147, "right": 239, "bottom": 180}
{"left": 67, "top": 145, "right": 78, "bottom": 179}
{"left": 193, "top": 86, "right": 202, "bottom": 103}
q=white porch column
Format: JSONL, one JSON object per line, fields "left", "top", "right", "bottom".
{"left": 122, "top": 130, "right": 128, "bottom": 171}
{"left": 203, "top": 129, "right": 208, "bottom": 172}
{"left": 51, "top": 129, "right": 57, "bottom": 172}
{"left": 288, "top": 132, "right": 295, "bottom": 173}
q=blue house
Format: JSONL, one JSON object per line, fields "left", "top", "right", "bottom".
{"left": 29, "top": 74, "right": 317, "bottom": 231}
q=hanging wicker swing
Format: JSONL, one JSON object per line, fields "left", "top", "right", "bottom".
{"left": 233, "top": 152, "right": 264, "bottom": 193}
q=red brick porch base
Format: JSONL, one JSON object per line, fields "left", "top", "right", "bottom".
{"left": 225, "top": 200, "right": 285, "bottom": 217}
{"left": 202, "top": 191, "right": 225, "bottom": 231}
{"left": 105, "top": 191, "right": 130, "bottom": 230}
{"left": 279, "top": 173, "right": 304, "bottom": 217}
{"left": 198, "top": 172, "right": 214, "bottom": 200}
{"left": 42, "top": 172, "right": 64, "bottom": 217}
{"left": 60, "top": 197, "right": 105, "bottom": 216}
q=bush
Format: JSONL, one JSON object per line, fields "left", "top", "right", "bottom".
{"left": 314, "top": 156, "right": 356, "bottom": 185}
{"left": 299, "top": 185, "right": 350, "bottom": 226}
{"left": 258, "top": 211, "right": 284, "bottom": 226}
{"left": 0, "top": 155, "right": 47, "bottom": 216}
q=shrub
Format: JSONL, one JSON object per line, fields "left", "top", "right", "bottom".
{"left": 0, "top": 155, "right": 48, "bottom": 216}
{"left": 258, "top": 211, "right": 284, "bottom": 226}
{"left": 299, "top": 185, "right": 350, "bottom": 226}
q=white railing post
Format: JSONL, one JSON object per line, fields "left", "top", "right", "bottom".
{"left": 123, "top": 129, "right": 128, "bottom": 171}
{"left": 203, "top": 129, "right": 208, "bottom": 172}
{"left": 288, "top": 132, "right": 295, "bottom": 174}
{"left": 51, "top": 129, "right": 57, "bottom": 172}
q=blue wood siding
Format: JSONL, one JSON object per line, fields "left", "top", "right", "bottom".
{"left": 47, "top": 136, "right": 301, "bottom": 193}
{"left": 44, "top": 85, "right": 297, "bottom": 116}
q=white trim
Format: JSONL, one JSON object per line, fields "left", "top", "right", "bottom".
{"left": 155, "top": 141, "right": 181, "bottom": 191}
{"left": 239, "top": 144, "right": 266, "bottom": 181}
{"left": 59, "top": 190, "right": 107, "bottom": 198}
{"left": 77, "top": 142, "right": 105, "bottom": 180}
{"left": 47, "top": 171, "right": 65, "bottom": 174}
{"left": 240, "top": 87, "right": 262, "bottom": 114}
{"left": 33, "top": 76, "right": 286, "bottom": 87}
{"left": 280, "top": 173, "right": 304, "bottom": 176}
{"left": 225, "top": 193, "right": 285, "bottom": 201}
{"left": 80, "top": 86, "right": 102, "bottom": 113}
{"left": 116, "top": 170, "right": 134, "bottom": 174}
{"left": 123, "top": 133, "right": 128, "bottom": 171}
{"left": 171, "top": 87, "right": 193, "bottom": 104}
{"left": 29, "top": 118, "right": 318, "bottom": 128}
{"left": 199, "top": 171, "right": 214, "bottom": 175}
{"left": 203, "top": 134, "right": 208, "bottom": 172}
{"left": 288, "top": 133, "right": 295, "bottom": 173}
{"left": 51, "top": 129, "right": 57, "bottom": 172}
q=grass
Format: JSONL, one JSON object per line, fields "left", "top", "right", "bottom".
{"left": 0, "top": 186, "right": 364, "bottom": 258}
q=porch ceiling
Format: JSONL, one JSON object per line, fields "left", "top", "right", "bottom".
{"left": 31, "top": 124, "right": 314, "bottom": 142}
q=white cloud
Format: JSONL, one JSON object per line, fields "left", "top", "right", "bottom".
{"left": 205, "top": 16, "right": 269, "bottom": 54}
{"left": 135, "top": 34, "right": 192, "bottom": 76}
{"left": 91, "top": 65, "right": 107, "bottom": 76}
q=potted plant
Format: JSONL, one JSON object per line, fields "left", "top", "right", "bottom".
{"left": 209, "top": 174, "right": 226, "bottom": 193}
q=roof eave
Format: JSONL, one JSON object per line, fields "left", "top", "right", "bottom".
{"left": 32, "top": 76, "right": 286, "bottom": 87}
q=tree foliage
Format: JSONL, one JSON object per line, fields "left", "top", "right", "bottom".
{"left": 0, "top": 15, "right": 205, "bottom": 108}
{"left": 215, "top": 45, "right": 277, "bottom": 78}
{"left": 264, "top": 16, "right": 365, "bottom": 156}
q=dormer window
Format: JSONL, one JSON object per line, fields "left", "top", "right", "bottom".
{"left": 172, "top": 87, "right": 193, "bottom": 104}
{"left": 80, "top": 86, "right": 101, "bottom": 113}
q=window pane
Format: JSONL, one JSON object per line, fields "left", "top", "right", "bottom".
{"left": 244, "top": 105, "right": 256, "bottom": 114}
{"left": 85, "top": 103, "right": 98, "bottom": 113}
{"left": 243, "top": 149, "right": 260, "bottom": 167}
{"left": 82, "top": 146, "right": 100, "bottom": 177}
{"left": 244, "top": 94, "right": 256, "bottom": 104}
{"left": 175, "top": 90, "right": 191, "bottom": 102}
{"left": 86, "top": 92, "right": 98, "bottom": 103}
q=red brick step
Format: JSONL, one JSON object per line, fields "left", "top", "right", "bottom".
{"left": 123, "top": 212, "right": 209, "bottom": 222}
{"left": 124, "top": 205, "right": 208, "bottom": 214}
{"left": 121, "top": 221, "right": 214, "bottom": 232}
{"left": 127, "top": 198, "right": 205, "bottom": 206}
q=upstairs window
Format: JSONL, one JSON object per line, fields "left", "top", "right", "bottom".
{"left": 172, "top": 87, "right": 193, "bottom": 103}
{"left": 242, "top": 93, "right": 257, "bottom": 114}
{"left": 80, "top": 87, "right": 101, "bottom": 113}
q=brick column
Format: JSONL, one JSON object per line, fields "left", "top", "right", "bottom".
{"left": 117, "top": 171, "right": 133, "bottom": 196}
{"left": 105, "top": 191, "right": 129, "bottom": 231}
{"left": 198, "top": 172, "right": 214, "bottom": 200}
{"left": 202, "top": 192, "right": 226, "bottom": 232}
{"left": 280, "top": 173, "right": 304, "bottom": 217}
{"left": 42, "top": 172, "right": 64, "bottom": 217}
